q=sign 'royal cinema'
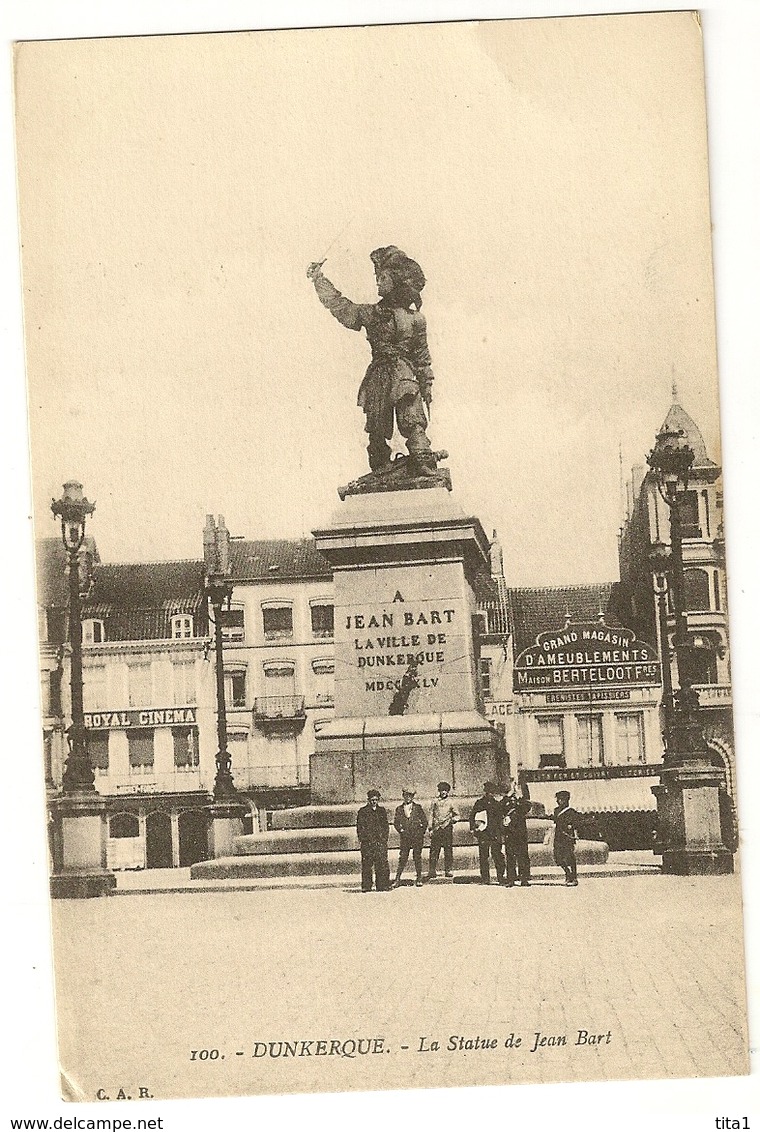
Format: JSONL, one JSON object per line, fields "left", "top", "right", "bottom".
{"left": 513, "top": 621, "right": 661, "bottom": 692}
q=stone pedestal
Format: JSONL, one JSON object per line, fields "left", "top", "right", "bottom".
{"left": 652, "top": 761, "right": 734, "bottom": 875}
{"left": 49, "top": 792, "right": 116, "bottom": 899}
{"left": 312, "top": 488, "right": 507, "bottom": 803}
{"left": 208, "top": 800, "right": 248, "bottom": 859}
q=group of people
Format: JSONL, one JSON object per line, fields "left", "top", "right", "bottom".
{"left": 356, "top": 780, "right": 581, "bottom": 892}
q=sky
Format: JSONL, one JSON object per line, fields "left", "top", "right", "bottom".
{"left": 15, "top": 12, "right": 722, "bottom": 584}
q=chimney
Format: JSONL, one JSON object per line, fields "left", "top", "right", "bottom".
{"left": 203, "top": 515, "right": 216, "bottom": 571}
{"left": 489, "top": 529, "right": 504, "bottom": 579}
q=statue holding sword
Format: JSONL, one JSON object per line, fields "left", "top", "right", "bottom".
{"left": 307, "top": 246, "right": 440, "bottom": 478}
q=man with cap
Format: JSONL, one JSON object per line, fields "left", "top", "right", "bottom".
{"left": 503, "top": 777, "right": 532, "bottom": 887}
{"left": 470, "top": 781, "right": 507, "bottom": 885}
{"left": 427, "top": 781, "right": 459, "bottom": 879}
{"left": 552, "top": 790, "right": 580, "bottom": 886}
{"left": 307, "top": 248, "right": 437, "bottom": 477}
{"left": 392, "top": 788, "right": 428, "bottom": 888}
{"left": 356, "top": 789, "right": 391, "bottom": 892}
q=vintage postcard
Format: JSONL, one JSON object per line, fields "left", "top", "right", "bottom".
{"left": 13, "top": 10, "right": 751, "bottom": 1103}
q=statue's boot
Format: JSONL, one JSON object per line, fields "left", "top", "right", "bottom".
{"left": 409, "top": 449, "right": 438, "bottom": 477}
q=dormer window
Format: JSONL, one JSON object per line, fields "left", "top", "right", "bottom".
{"left": 82, "top": 618, "right": 105, "bottom": 645}
{"left": 171, "top": 614, "right": 194, "bottom": 639}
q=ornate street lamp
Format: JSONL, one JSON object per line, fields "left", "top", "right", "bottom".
{"left": 205, "top": 569, "right": 238, "bottom": 801}
{"left": 202, "top": 515, "right": 247, "bottom": 860}
{"left": 49, "top": 481, "right": 114, "bottom": 897}
{"left": 51, "top": 481, "right": 96, "bottom": 793}
{"left": 646, "top": 428, "right": 733, "bottom": 874}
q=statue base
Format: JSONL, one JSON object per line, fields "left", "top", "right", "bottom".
{"left": 339, "top": 451, "right": 451, "bottom": 499}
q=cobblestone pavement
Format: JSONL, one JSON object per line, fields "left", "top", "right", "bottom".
{"left": 51, "top": 869, "right": 748, "bottom": 1101}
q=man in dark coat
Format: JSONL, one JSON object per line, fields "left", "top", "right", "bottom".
{"left": 503, "top": 778, "right": 532, "bottom": 887}
{"left": 470, "top": 781, "right": 506, "bottom": 885}
{"left": 552, "top": 790, "right": 580, "bottom": 886}
{"left": 392, "top": 788, "right": 429, "bottom": 888}
{"left": 356, "top": 789, "right": 391, "bottom": 892}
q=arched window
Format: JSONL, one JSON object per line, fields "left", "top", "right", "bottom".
{"left": 261, "top": 602, "right": 293, "bottom": 641}
{"left": 683, "top": 569, "right": 711, "bottom": 612}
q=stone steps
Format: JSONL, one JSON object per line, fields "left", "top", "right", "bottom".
{"left": 236, "top": 820, "right": 552, "bottom": 856}
{"left": 268, "top": 798, "right": 548, "bottom": 830}
{"left": 192, "top": 839, "right": 608, "bottom": 880}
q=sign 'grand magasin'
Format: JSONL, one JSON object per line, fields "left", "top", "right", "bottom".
{"left": 513, "top": 622, "right": 661, "bottom": 691}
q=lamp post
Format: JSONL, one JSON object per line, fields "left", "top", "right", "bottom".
{"left": 51, "top": 481, "right": 95, "bottom": 793}
{"left": 203, "top": 515, "right": 247, "bottom": 858}
{"left": 49, "top": 481, "right": 115, "bottom": 897}
{"left": 646, "top": 428, "right": 733, "bottom": 874}
{"left": 206, "top": 571, "right": 238, "bottom": 801}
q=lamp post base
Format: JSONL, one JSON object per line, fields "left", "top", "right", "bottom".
{"left": 660, "top": 848, "right": 734, "bottom": 876}
{"left": 50, "top": 871, "right": 117, "bottom": 899}
{"left": 652, "top": 760, "right": 735, "bottom": 877}
{"left": 208, "top": 800, "right": 248, "bottom": 859}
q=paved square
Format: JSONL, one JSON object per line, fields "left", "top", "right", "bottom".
{"left": 51, "top": 867, "right": 748, "bottom": 1100}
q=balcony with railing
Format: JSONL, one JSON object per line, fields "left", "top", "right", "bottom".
{"left": 692, "top": 684, "right": 732, "bottom": 709}
{"left": 253, "top": 695, "right": 307, "bottom": 732}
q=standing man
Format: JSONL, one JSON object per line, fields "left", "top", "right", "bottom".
{"left": 553, "top": 790, "right": 580, "bottom": 886}
{"left": 470, "top": 781, "right": 506, "bottom": 885}
{"left": 503, "top": 778, "right": 532, "bottom": 887}
{"left": 393, "top": 788, "right": 428, "bottom": 888}
{"left": 427, "top": 781, "right": 459, "bottom": 880}
{"left": 356, "top": 789, "right": 391, "bottom": 892}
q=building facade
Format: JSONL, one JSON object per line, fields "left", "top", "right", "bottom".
{"left": 617, "top": 396, "right": 734, "bottom": 796}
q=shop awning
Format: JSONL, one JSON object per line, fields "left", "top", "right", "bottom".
{"left": 528, "top": 775, "right": 659, "bottom": 814}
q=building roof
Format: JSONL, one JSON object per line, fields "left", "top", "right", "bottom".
{"left": 83, "top": 559, "right": 207, "bottom": 642}
{"left": 659, "top": 400, "right": 717, "bottom": 469}
{"left": 230, "top": 538, "right": 332, "bottom": 582}
{"left": 507, "top": 583, "right": 622, "bottom": 655}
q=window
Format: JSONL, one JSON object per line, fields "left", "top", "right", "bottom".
{"left": 479, "top": 657, "right": 493, "bottom": 699}
{"left": 221, "top": 605, "right": 245, "bottom": 642}
{"left": 310, "top": 603, "right": 334, "bottom": 639}
{"left": 46, "top": 609, "right": 67, "bottom": 646}
{"left": 88, "top": 730, "right": 110, "bottom": 773}
{"left": 537, "top": 717, "right": 565, "bottom": 768}
{"left": 82, "top": 618, "right": 105, "bottom": 645}
{"left": 262, "top": 604, "right": 293, "bottom": 641}
{"left": 312, "top": 658, "right": 334, "bottom": 706}
{"left": 683, "top": 569, "right": 711, "bottom": 612}
{"left": 616, "top": 713, "right": 645, "bottom": 764}
{"left": 576, "top": 714, "right": 604, "bottom": 767}
{"left": 228, "top": 731, "right": 249, "bottom": 768}
{"left": 264, "top": 661, "right": 296, "bottom": 697}
{"left": 110, "top": 812, "right": 139, "bottom": 839}
{"left": 713, "top": 571, "right": 721, "bottom": 611}
{"left": 173, "top": 726, "right": 199, "bottom": 770}
{"left": 128, "top": 663, "right": 152, "bottom": 708}
{"left": 171, "top": 615, "right": 194, "bottom": 639}
{"left": 128, "top": 728, "right": 154, "bottom": 773}
{"left": 84, "top": 664, "right": 107, "bottom": 711}
{"left": 678, "top": 490, "right": 701, "bottom": 539}
{"left": 172, "top": 660, "right": 197, "bottom": 706}
{"left": 41, "top": 670, "right": 63, "bottom": 717}
{"left": 224, "top": 669, "right": 247, "bottom": 709}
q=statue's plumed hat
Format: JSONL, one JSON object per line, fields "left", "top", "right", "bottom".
{"left": 370, "top": 246, "right": 426, "bottom": 295}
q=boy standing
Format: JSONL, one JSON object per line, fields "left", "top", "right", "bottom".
{"left": 553, "top": 790, "right": 580, "bottom": 886}
{"left": 427, "top": 781, "right": 459, "bottom": 879}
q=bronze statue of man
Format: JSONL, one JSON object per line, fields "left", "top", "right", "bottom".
{"left": 307, "top": 247, "right": 437, "bottom": 476}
